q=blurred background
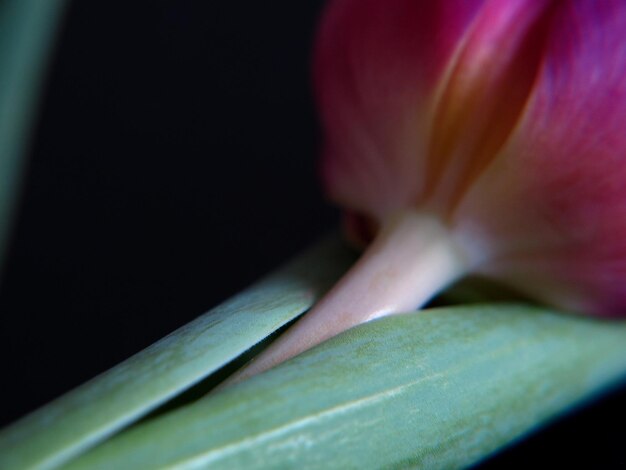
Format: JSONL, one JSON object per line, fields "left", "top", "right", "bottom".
{"left": 0, "top": 1, "right": 623, "bottom": 467}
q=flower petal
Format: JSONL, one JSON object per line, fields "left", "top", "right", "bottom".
{"left": 427, "top": 0, "right": 553, "bottom": 212}
{"left": 315, "top": 0, "right": 485, "bottom": 221}
{"left": 455, "top": 1, "right": 626, "bottom": 315}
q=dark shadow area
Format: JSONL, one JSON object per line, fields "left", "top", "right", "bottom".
{"left": 0, "top": 0, "right": 337, "bottom": 426}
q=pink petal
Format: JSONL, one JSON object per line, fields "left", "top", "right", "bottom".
{"left": 314, "top": 0, "right": 485, "bottom": 221}
{"left": 426, "top": 0, "right": 553, "bottom": 212}
{"left": 455, "top": 1, "right": 626, "bottom": 315}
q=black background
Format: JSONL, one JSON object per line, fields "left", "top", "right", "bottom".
{"left": 0, "top": 1, "right": 624, "bottom": 467}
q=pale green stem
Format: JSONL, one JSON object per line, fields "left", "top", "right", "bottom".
{"left": 224, "top": 211, "right": 470, "bottom": 385}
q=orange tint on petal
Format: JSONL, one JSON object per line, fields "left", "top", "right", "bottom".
{"left": 427, "top": 0, "right": 554, "bottom": 214}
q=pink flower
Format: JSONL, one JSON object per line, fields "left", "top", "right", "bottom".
{"left": 317, "top": 0, "right": 626, "bottom": 317}
{"left": 232, "top": 0, "right": 626, "bottom": 380}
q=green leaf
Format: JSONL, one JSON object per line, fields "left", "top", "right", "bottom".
{"left": 0, "top": 236, "right": 355, "bottom": 470}
{"left": 63, "top": 304, "right": 626, "bottom": 469}
{"left": 0, "top": 0, "right": 67, "bottom": 274}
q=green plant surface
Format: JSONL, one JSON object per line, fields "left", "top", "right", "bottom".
{"left": 0, "top": 236, "right": 355, "bottom": 470}
{"left": 64, "top": 304, "right": 626, "bottom": 470}
{"left": 0, "top": 0, "right": 67, "bottom": 274}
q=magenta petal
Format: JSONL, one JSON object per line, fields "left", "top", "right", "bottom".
{"left": 455, "top": 1, "right": 626, "bottom": 315}
{"left": 426, "top": 0, "right": 553, "bottom": 212}
{"left": 314, "top": 0, "right": 485, "bottom": 221}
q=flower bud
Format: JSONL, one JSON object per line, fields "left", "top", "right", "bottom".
{"left": 316, "top": 0, "right": 626, "bottom": 317}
